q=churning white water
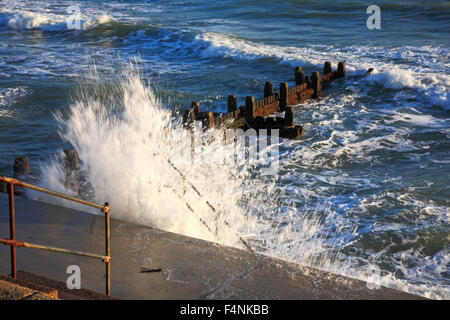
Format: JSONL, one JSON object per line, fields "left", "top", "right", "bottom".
{"left": 30, "top": 64, "right": 447, "bottom": 300}
{"left": 34, "top": 65, "right": 249, "bottom": 245}
{"left": 32, "top": 63, "right": 348, "bottom": 263}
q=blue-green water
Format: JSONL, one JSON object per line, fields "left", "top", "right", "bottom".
{"left": 0, "top": 0, "right": 449, "bottom": 299}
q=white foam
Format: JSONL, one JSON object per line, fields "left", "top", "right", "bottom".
{"left": 25, "top": 50, "right": 448, "bottom": 300}
{"left": 192, "top": 33, "right": 449, "bottom": 108}
{"left": 32, "top": 66, "right": 360, "bottom": 293}
{"left": 386, "top": 111, "right": 449, "bottom": 127}
{"left": 329, "top": 248, "right": 450, "bottom": 300}
{"left": 363, "top": 67, "right": 449, "bottom": 108}
{"left": 34, "top": 64, "right": 258, "bottom": 246}
{"left": 4, "top": 3, "right": 446, "bottom": 299}
{"left": 0, "top": 10, "right": 114, "bottom": 31}
{"left": 193, "top": 32, "right": 328, "bottom": 67}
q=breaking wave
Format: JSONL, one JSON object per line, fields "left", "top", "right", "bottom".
{"left": 4, "top": 1, "right": 448, "bottom": 300}
{"left": 28, "top": 62, "right": 449, "bottom": 299}
{"left": 30, "top": 63, "right": 359, "bottom": 284}
{"left": 191, "top": 32, "right": 449, "bottom": 108}
{"left": 0, "top": 10, "right": 113, "bottom": 31}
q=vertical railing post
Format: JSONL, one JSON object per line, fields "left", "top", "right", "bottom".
{"left": 8, "top": 183, "right": 16, "bottom": 278}
{"left": 1, "top": 176, "right": 112, "bottom": 296}
{"left": 104, "top": 202, "right": 111, "bottom": 296}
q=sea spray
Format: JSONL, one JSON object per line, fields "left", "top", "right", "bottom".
{"left": 30, "top": 64, "right": 448, "bottom": 299}
{"left": 2, "top": 0, "right": 448, "bottom": 301}
{"left": 31, "top": 63, "right": 356, "bottom": 267}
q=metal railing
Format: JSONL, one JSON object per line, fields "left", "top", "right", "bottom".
{"left": 0, "top": 176, "right": 111, "bottom": 296}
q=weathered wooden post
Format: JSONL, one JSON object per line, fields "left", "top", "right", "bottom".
{"left": 183, "top": 109, "right": 195, "bottom": 127}
{"left": 62, "top": 149, "right": 79, "bottom": 188}
{"left": 284, "top": 107, "right": 294, "bottom": 127}
{"left": 13, "top": 157, "right": 29, "bottom": 178}
{"left": 227, "top": 95, "right": 238, "bottom": 114}
{"left": 245, "top": 96, "right": 256, "bottom": 123}
{"left": 63, "top": 149, "right": 79, "bottom": 171}
{"left": 324, "top": 61, "right": 332, "bottom": 75}
{"left": 311, "top": 72, "right": 321, "bottom": 99}
{"left": 202, "top": 112, "right": 215, "bottom": 129}
{"left": 295, "top": 68, "right": 305, "bottom": 85}
{"left": 191, "top": 101, "right": 201, "bottom": 118}
{"left": 12, "top": 157, "right": 29, "bottom": 195}
{"left": 337, "top": 62, "right": 346, "bottom": 78}
{"left": 264, "top": 82, "right": 274, "bottom": 98}
{"left": 280, "top": 82, "right": 288, "bottom": 109}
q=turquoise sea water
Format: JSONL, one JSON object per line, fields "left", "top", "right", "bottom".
{"left": 0, "top": 0, "right": 449, "bottom": 299}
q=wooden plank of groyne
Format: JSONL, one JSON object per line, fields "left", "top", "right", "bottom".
{"left": 13, "top": 157, "right": 29, "bottom": 178}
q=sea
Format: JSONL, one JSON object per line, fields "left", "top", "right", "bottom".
{"left": 0, "top": 0, "right": 449, "bottom": 299}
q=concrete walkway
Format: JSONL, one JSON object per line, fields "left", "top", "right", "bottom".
{"left": 0, "top": 193, "right": 422, "bottom": 299}
{"left": 0, "top": 277, "right": 58, "bottom": 300}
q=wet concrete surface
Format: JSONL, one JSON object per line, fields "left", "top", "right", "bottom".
{"left": 0, "top": 193, "right": 422, "bottom": 299}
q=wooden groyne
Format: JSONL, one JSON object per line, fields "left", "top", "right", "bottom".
{"left": 183, "top": 61, "right": 346, "bottom": 139}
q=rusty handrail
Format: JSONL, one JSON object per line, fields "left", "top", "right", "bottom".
{"left": 0, "top": 175, "right": 111, "bottom": 296}
{"left": 0, "top": 176, "right": 104, "bottom": 210}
